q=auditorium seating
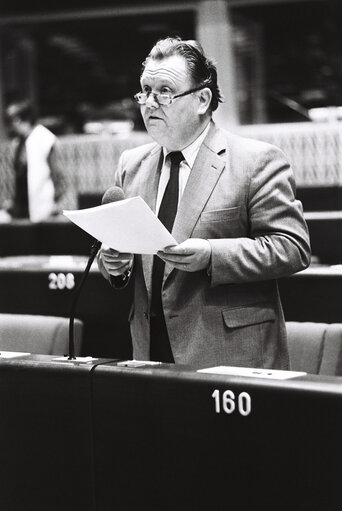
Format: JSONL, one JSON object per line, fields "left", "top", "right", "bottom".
{"left": 286, "top": 321, "right": 342, "bottom": 376}
{"left": 0, "top": 313, "right": 83, "bottom": 355}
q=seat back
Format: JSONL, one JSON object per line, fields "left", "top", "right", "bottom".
{"left": 0, "top": 313, "right": 83, "bottom": 356}
{"left": 286, "top": 321, "right": 342, "bottom": 375}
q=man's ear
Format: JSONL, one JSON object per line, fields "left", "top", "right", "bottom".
{"left": 197, "top": 87, "right": 212, "bottom": 115}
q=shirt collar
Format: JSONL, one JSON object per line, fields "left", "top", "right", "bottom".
{"left": 163, "top": 121, "right": 211, "bottom": 169}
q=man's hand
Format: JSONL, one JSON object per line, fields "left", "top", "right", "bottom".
{"left": 157, "top": 239, "right": 211, "bottom": 272}
{"left": 100, "top": 244, "right": 133, "bottom": 276}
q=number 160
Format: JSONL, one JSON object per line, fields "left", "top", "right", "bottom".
{"left": 212, "top": 389, "right": 251, "bottom": 416}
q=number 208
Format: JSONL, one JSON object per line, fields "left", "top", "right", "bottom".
{"left": 212, "top": 389, "right": 251, "bottom": 416}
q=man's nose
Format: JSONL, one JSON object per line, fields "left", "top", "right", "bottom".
{"left": 145, "top": 93, "right": 159, "bottom": 109}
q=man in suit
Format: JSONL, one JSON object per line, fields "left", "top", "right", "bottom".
{"left": 4, "top": 100, "right": 59, "bottom": 222}
{"left": 98, "top": 37, "right": 311, "bottom": 369}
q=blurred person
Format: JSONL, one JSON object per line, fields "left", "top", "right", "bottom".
{"left": 98, "top": 36, "right": 311, "bottom": 368}
{"left": 3, "top": 100, "right": 60, "bottom": 222}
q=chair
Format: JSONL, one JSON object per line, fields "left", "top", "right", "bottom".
{"left": 286, "top": 321, "right": 342, "bottom": 376}
{"left": 0, "top": 313, "right": 83, "bottom": 356}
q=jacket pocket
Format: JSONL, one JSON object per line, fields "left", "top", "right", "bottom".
{"left": 200, "top": 206, "right": 240, "bottom": 223}
{"left": 222, "top": 303, "right": 276, "bottom": 328}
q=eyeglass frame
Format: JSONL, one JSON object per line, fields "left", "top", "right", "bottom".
{"left": 134, "top": 85, "right": 206, "bottom": 106}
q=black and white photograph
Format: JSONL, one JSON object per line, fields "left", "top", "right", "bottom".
{"left": 0, "top": 0, "right": 341, "bottom": 509}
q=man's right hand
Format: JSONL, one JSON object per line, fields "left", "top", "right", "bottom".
{"left": 100, "top": 244, "right": 133, "bottom": 276}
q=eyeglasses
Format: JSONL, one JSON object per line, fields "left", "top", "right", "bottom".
{"left": 134, "top": 85, "right": 205, "bottom": 106}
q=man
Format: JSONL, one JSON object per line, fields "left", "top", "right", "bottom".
{"left": 98, "top": 37, "right": 311, "bottom": 369}
{"left": 5, "top": 100, "right": 58, "bottom": 222}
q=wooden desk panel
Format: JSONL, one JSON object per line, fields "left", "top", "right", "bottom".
{"left": 0, "top": 356, "right": 342, "bottom": 511}
{"left": 0, "top": 356, "right": 97, "bottom": 511}
{"left": 279, "top": 264, "right": 342, "bottom": 323}
{"left": 0, "top": 255, "right": 133, "bottom": 358}
{"left": 92, "top": 362, "right": 342, "bottom": 511}
{"left": 0, "top": 218, "right": 93, "bottom": 257}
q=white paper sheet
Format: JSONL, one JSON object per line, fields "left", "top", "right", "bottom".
{"left": 0, "top": 351, "right": 31, "bottom": 359}
{"left": 198, "top": 366, "right": 307, "bottom": 380}
{"left": 63, "top": 196, "right": 177, "bottom": 254}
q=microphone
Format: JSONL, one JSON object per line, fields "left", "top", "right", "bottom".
{"left": 67, "top": 186, "right": 125, "bottom": 360}
{"left": 86, "top": 186, "right": 125, "bottom": 258}
{"left": 101, "top": 185, "right": 125, "bottom": 205}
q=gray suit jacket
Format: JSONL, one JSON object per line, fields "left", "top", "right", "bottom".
{"left": 99, "top": 123, "right": 311, "bottom": 369}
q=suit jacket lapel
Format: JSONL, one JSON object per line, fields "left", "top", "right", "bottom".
{"left": 139, "top": 146, "right": 164, "bottom": 301}
{"left": 138, "top": 144, "right": 163, "bottom": 212}
{"left": 164, "top": 124, "right": 227, "bottom": 281}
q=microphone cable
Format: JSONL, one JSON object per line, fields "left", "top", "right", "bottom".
{"left": 67, "top": 186, "right": 125, "bottom": 359}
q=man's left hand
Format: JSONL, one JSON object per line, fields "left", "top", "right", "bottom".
{"left": 157, "top": 239, "right": 211, "bottom": 272}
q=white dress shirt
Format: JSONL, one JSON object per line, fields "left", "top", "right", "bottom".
{"left": 26, "top": 124, "right": 56, "bottom": 222}
{"left": 156, "top": 122, "right": 211, "bottom": 215}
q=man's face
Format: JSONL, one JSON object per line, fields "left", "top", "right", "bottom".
{"left": 140, "top": 55, "right": 202, "bottom": 151}
{"left": 8, "top": 117, "right": 30, "bottom": 138}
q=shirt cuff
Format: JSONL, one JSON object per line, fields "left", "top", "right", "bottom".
{"left": 110, "top": 266, "right": 133, "bottom": 289}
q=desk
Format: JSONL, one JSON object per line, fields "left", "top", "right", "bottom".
{"left": 304, "top": 211, "right": 342, "bottom": 264}
{"left": 279, "top": 264, "right": 342, "bottom": 323}
{"left": 0, "top": 255, "right": 133, "bottom": 358}
{"left": 0, "top": 217, "right": 93, "bottom": 256}
{"left": 0, "top": 257, "right": 340, "bottom": 362}
{"left": 0, "top": 355, "right": 341, "bottom": 511}
{"left": 0, "top": 355, "right": 112, "bottom": 511}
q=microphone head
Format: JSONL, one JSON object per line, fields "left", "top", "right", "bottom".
{"left": 101, "top": 186, "right": 125, "bottom": 205}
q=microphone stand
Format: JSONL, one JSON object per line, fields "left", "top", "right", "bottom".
{"left": 67, "top": 239, "right": 101, "bottom": 360}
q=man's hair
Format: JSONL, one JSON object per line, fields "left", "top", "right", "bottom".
{"left": 6, "top": 100, "right": 37, "bottom": 124}
{"left": 142, "top": 36, "right": 224, "bottom": 112}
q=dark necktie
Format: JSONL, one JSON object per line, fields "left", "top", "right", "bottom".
{"left": 13, "top": 136, "right": 29, "bottom": 218}
{"left": 150, "top": 151, "right": 184, "bottom": 361}
{"left": 157, "top": 151, "right": 184, "bottom": 232}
